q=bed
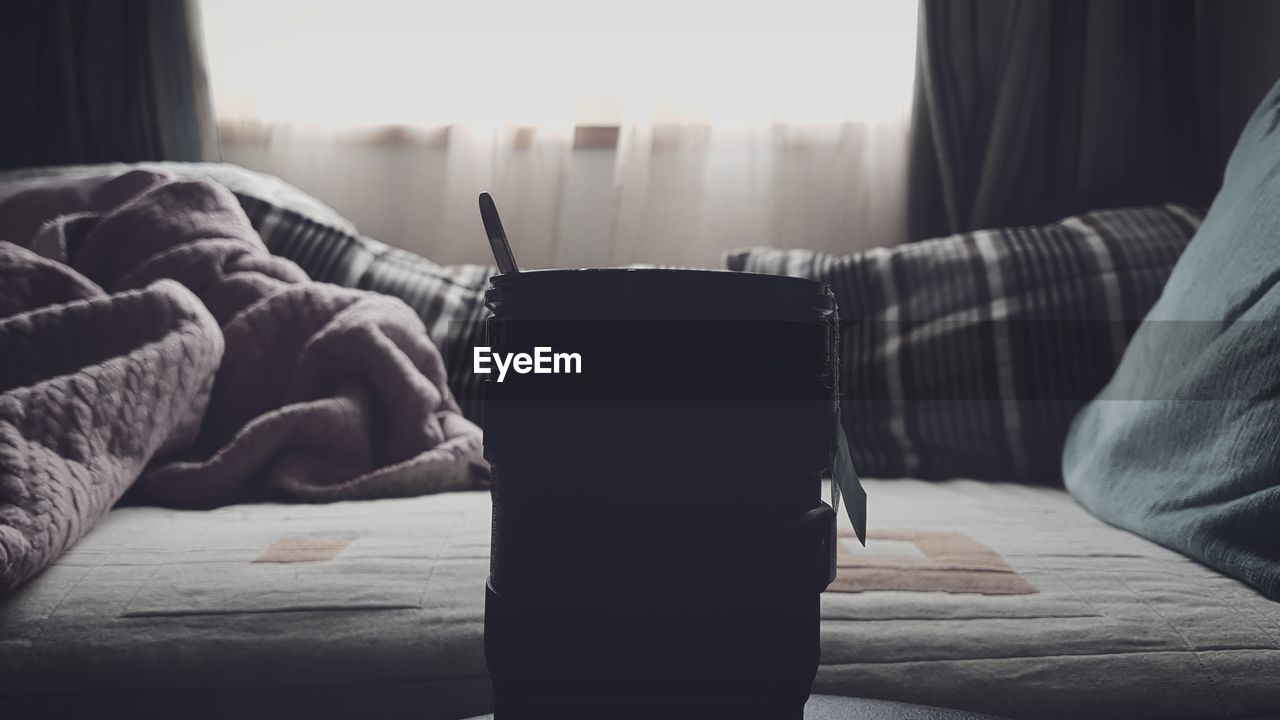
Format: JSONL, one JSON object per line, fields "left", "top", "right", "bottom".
{"left": 3, "top": 162, "right": 1277, "bottom": 720}
{"left": 2, "top": 479, "right": 1278, "bottom": 720}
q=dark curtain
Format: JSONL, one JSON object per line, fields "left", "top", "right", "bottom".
{"left": 0, "top": 0, "right": 220, "bottom": 170}
{"left": 908, "top": 0, "right": 1210, "bottom": 240}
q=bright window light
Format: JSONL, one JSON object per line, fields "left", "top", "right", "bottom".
{"left": 200, "top": 0, "right": 917, "bottom": 130}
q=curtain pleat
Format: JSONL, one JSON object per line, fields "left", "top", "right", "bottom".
{"left": 0, "top": 0, "right": 219, "bottom": 170}
{"left": 908, "top": 0, "right": 1210, "bottom": 241}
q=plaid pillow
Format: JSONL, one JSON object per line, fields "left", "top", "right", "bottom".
{"left": 235, "top": 194, "right": 377, "bottom": 285}
{"left": 726, "top": 204, "right": 1204, "bottom": 483}
{"left": 235, "top": 195, "right": 494, "bottom": 421}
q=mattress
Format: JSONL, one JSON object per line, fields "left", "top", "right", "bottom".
{"left": 1, "top": 480, "right": 1278, "bottom": 720}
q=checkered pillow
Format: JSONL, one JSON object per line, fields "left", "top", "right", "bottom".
{"left": 726, "top": 204, "right": 1204, "bottom": 483}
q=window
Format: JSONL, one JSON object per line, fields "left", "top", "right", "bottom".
{"left": 202, "top": 0, "right": 917, "bottom": 130}
{"left": 199, "top": 0, "right": 918, "bottom": 267}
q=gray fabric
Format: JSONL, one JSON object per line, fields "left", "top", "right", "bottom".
{"left": 908, "top": 0, "right": 1208, "bottom": 240}
{"left": 0, "top": 246, "right": 221, "bottom": 593}
{"left": 0, "top": 171, "right": 486, "bottom": 516}
{"left": 3, "top": 480, "right": 1278, "bottom": 719}
{"left": 1063, "top": 80, "right": 1280, "bottom": 600}
{"left": 818, "top": 480, "right": 1280, "bottom": 719}
{"left": 0, "top": 162, "right": 357, "bottom": 234}
{"left": 0, "top": 493, "right": 493, "bottom": 720}
{"left": 0, "top": 0, "right": 219, "bottom": 169}
{"left": 0, "top": 162, "right": 497, "bottom": 423}
{"left": 1196, "top": 2, "right": 1280, "bottom": 182}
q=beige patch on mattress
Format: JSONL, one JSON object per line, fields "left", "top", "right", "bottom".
{"left": 830, "top": 529, "right": 1036, "bottom": 595}
{"left": 253, "top": 537, "right": 353, "bottom": 563}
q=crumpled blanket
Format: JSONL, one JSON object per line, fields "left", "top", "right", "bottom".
{"left": 0, "top": 170, "right": 487, "bottom": 593}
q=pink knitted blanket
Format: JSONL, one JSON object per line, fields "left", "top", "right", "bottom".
{"left": 0, "top": 170, "right": 487, "bottom": 593}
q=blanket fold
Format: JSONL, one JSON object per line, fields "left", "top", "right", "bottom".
{"left": 0, "top": 171, "right": 487, "bottom": 592}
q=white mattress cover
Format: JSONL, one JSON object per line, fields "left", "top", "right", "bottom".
{"left": 1, "top": 479, "right": 1277, "bottom": 719}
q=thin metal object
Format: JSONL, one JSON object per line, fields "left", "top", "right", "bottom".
{"left": 479, "top": 192, "right": 520, "bottom": 274}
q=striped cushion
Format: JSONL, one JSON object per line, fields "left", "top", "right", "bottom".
{"left": 236, "top": 195, "right": 494, "bottom": 421}
{"left": 235, "top": 195, "right": 379, "bottom": 285}
{"left": 726, "top": 204, "right": 1204, "bottom": 483}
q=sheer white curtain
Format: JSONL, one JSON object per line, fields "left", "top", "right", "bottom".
{"left": 201, "top": 0, "right": 917, "bottom": 268}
